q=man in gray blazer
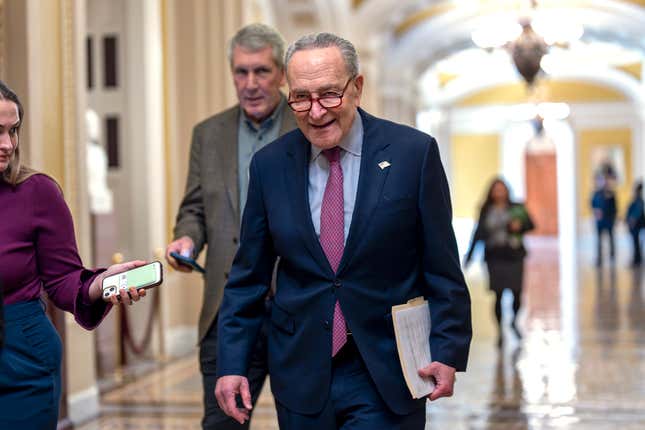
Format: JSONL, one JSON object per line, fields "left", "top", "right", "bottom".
{"left": 165, "top": 23, "right": 297, "bottom": 430}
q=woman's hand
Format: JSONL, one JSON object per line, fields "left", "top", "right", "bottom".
{"left": 89, "top": 260, "right": 149, "bottom": 305}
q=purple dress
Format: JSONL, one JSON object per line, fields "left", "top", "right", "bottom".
{"left": 0, "top": 174, "right": 109, "bottom": 328}
{"left": 0, "top": 173, "right": 113, "bottom": 428}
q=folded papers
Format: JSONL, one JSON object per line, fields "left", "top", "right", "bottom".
{"left": 392, "top": 297, "right": 435, "bottom": 399}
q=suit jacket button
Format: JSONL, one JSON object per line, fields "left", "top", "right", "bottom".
{"left": 323, "top": 320, "right": 330, "bottom": 330}
{"left": 333, "top": 279, "right": 341, "bottom": 288}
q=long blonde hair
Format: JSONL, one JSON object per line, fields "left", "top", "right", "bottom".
{"left": 0, "top": 80, "right": 39, "bottom": 186}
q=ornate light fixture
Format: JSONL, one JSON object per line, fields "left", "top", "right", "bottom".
{"left": 471, "top": 1, "right": 584, "bottom": 86}
{"left": 508, "top": 18, "right": 548, "bottom": 85}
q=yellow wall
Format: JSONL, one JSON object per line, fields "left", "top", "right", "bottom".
{"left": 452, "top": 134, "right": 500, "bottom": 218}
{"left": 578, "top": 128, "right": 633, "bottom": 219}
{"left": 457, "top": 81, "right": 627, "bottom": 107}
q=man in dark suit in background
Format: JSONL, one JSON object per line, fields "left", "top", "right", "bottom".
{"left": 591, "top": 168, "right": 618, "bottom": 267}
{"left": 215, "top": 32, "right": 472, "bottom": 429}
{"left": 165, "top": 23, "right": 297, "bottom": 430}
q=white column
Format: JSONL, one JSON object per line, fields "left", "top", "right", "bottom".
{"left": 634, "top": 108, "right": 645, "bottom": 182}
{"left": 416, "top": 107, "right": 452, "bottom": 182}
{"left": 125, "top": 0, "right": 166, "bottom": 261}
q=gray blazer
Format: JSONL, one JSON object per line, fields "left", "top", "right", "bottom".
{"left": 173, "top": 101, "right": 297, "bottom": 342}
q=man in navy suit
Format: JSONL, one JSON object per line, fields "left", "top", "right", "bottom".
{"left": 215, "top": 32, "right": 472, "bottom": 430}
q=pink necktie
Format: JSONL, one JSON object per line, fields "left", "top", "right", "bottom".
{"left": 320, "top": 147, "right": 347, "bottom": 357}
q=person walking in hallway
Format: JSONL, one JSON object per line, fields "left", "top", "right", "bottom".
{"left": 464, "top": 178, "right": 534, "bottom": 348}
{"left": 164, "top": 23, "right": 297, "bottom": 430}
{"left": 215, "top": 32, "right": 472, "bottom": 430}
{"left": 625, "top": 181, "right": 645, "bottom": 267}
{"left": 591, "top": 170, "right": 617, "bottom": 267}
{"left": 0, "top": 80, "right": 148, "bottom": 429}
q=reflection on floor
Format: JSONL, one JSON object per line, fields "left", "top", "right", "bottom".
{"left": 78, "top": 237, "right": 645, "bottom": 429}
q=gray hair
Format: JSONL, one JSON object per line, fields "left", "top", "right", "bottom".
{"left": 228, "top": 23, "right": 286, "bottom": 70}
{"left": 285, "top": 32, "right": 359, "bottom": 77}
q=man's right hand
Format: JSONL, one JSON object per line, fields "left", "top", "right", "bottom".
{"left": 215, "top": 375, "right": 252, "bottom": 424}
{"left": 165, "top": 236, "right": 195, "bottom": 272}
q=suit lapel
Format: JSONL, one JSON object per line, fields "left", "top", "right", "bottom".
{"left": 338, "top": 110, "right": 391, "bottom": 274}
{"left": 279, "top": 102, "right": 298, "bottom": 137}
{"left": 212, "top": 107, "right": 241, "bottom": 221}
{"left": 285, "top": 135, "right": 331, "bottom": 271}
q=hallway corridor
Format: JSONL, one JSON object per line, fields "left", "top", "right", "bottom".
{"left": 77, "top": 238, "right": 645, "bottom": 429}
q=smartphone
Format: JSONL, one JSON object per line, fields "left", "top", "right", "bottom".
{"left": 102, "top": 261, "right": 163, "bottom": 300}
{"left": 170, "top": 251, "right": 206, "bottom": 274}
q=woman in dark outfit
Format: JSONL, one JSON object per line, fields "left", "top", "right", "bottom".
{"left": 464, "top": 178, "right": 534, "bottom": 347}
{"left": 0, "top": 80, "right": 149, "bottom": 429}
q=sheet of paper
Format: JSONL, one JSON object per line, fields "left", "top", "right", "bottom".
{"left": 392, "top": 297, "right": 435, "bottom": 399}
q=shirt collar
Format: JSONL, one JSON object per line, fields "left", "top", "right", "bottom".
{"left": 311, "top": 109, "right": 363, "bottom": 161}
{"left": 241, "top": 95, "right": 286, "bottom": 132}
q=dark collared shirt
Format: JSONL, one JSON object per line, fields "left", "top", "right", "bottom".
{"left": 238, "top": 97, "right": 286, "bottom": 213}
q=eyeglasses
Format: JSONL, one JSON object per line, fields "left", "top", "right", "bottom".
{"left": 287, "top": 77, "right": 355, "bottom": 112}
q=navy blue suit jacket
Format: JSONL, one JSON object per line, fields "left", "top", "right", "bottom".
{"left": 217, "top": 109, "right": 472, "bottom": 415}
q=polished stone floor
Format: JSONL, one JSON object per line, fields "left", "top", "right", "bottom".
{"left": 77, "top": 237, "right": 645, "bottom": 429}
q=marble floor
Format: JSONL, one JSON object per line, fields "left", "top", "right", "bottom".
{"left": 77, "top": 237, "right": 645, "bottom": 429}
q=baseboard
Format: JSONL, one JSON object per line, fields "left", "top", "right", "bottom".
{"left": 68, "top": 385, "right": 100, "bottom": 425}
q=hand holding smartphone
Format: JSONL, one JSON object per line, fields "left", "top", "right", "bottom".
{"left": 170, "top": 251, "right": 206, "bottom": 274}
{"left": 102, "top": 261, "right": 163, "bottom": 301}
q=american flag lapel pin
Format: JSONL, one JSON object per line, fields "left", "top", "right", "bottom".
{"left": 378, "top": 161, "right": 391, "bottom": 170}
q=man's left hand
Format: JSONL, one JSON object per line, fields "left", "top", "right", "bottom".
{"left": 418, "top": 361, "right": 456, "bottom": 401}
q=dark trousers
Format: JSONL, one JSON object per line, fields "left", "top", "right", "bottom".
{"left": 494, "top": 290, "right": 522, "bottom": 327}
{"left": 487, "top": 260, "right": 524, "bottom": 324}
{"left": 596, "top": 225, "right": 615, "bottom": 265}
{"left": 0, "top": 300, "right": 62, "bottom": 430}
{"left": 630, "top": 228, "right": 642, "bottom": 264}
{"left": 0, "top": 278, "right": 4, "bottom": 349}
{"left": 275, "top": 336, "right": 426, "bottom": 430}
{"left": 200, "top": 304, "right": 270, "bottom": 430}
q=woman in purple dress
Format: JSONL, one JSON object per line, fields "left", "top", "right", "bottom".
{"left": 0, "top": 80, "right": 149, "bottom": 428}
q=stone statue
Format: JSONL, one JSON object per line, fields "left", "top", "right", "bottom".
{"left": 86, "top": 109, "right": 113, "bottom": 214}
